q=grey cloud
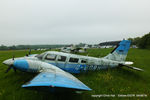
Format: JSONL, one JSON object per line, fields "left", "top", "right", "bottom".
{"left": 0, "top": 0, "right": 150, "bottom": 45}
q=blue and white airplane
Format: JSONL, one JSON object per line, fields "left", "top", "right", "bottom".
{"left": 2, "top": 40, "right": 143, "bottom": 92}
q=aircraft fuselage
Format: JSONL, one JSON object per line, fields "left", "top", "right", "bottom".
{"left": 11, "top": 51, "right": 123, "bottom": 74}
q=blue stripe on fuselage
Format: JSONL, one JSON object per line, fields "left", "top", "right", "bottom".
{"left": 48, "top": 63, "right": 116, "bottom": 73}
{"left": 48, "top": 63, "right": 86, "bottom": 73}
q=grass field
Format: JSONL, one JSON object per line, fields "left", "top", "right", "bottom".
{"left": 0, "top": 48, "right": 150, "bottom": 100}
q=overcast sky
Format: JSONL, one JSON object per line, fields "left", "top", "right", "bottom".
{"left": 0, "top": 0, "right": 150, "bottom": 45}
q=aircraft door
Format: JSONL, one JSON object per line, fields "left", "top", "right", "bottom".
{"left": 66, "top": 57, "right": 81, "bottom": 73}
{"left": 80, "top": 59, "right": 88, "bottom": 72}
{"left": 56, "top": 55, "right": 67, "bottom": 69}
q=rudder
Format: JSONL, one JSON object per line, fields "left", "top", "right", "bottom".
{"left": 104, "top": 40, "right": 131, "bottom": 61}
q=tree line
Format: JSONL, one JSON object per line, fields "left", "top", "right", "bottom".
{"left": 0, "top": 45, "right": 68, "bottom": 50}
{"left": 128, "top": 32, "right": 150, "bottom": 49}
{"left": 0, "top": 33, "right": 150, "bottom": 50}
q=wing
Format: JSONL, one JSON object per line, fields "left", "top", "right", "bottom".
{"left": 22, "top": 63, "right": 91, "bottom": 92}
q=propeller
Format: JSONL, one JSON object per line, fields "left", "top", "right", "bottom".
{"left": 5, "top": 55, "right": 16, "bottom": 73}
{"left": 5, "top": 65, "right": 13, "bottom": 73}
{"left": 5, "top": 65, "right": 17, "bottom": 73}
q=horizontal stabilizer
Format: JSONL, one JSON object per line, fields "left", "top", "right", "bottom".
{"left": 125, "top": 61, "right": 134, "bottom": 65}
{"left": 120, "top": 64, "right": 144, "bottom": 71}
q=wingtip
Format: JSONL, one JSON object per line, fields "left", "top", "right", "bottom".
{"left": 88, "top": 88, "right": 92, "bottom": 91}
{"left": 83, "top": 87, "right": 92, "bottom": 91}
{"left": 22, "top": 85, "right": 28, "bottom": 88}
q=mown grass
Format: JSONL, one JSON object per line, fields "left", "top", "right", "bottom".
{"left": 0, "top": 48, "right": 150, "bottom": 100}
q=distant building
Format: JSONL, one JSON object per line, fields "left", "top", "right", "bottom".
{"left": 131, "top": 45, "right": 138, "bottom": 48}
{"left": 99, "top": 41, "right": 121, "bottom": 48}
{"left": 91, "top": 44, "right": 99, "bottom": 48}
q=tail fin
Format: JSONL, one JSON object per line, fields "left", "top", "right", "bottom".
{"left": 104, "top": 40, "right": 131, "bottom": 61}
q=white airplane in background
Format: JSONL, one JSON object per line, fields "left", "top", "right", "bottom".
{"left": 2, "top": 40, "right": 143, "bottom": 92}
{"left": 61, "top": 44, "right": 87, "bottom": 53}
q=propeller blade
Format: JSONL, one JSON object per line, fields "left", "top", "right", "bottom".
{"left": 5, "top": 66, "right": 12, "bottom": 73}
{"left": 12, "top": 55, "right": 15, "bottom": 60}
{"left": 13, "top": 67, "right": 17, "bottom": 72}
{"left": 29, "top": 49, "right": 31, "bottom": 55}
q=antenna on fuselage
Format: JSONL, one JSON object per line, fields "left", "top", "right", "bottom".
{"left": 86, "top": 54, "right": 89, "bottom": 56}
{"left": 26, "top": 49, "right": 31, "bottom": 57}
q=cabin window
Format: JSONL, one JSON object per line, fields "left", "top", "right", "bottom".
{"left": 81, "top": 60, "right": 87, "bottom": 63}
{"left": 45, "top": 54, "right": 56, "bottom": 61}
{"left": 36, "top": 53, "right": 46, "bottom": 60}
{"left": 69, "top": 57, "right": 79, "bottom": 63}
{"left": 58, "top": 56, "right": 66, "bottom": 62}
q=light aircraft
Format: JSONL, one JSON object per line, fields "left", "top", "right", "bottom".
{"left": 60, "top": 45, "right": 87, "bottom": 53}
{"left": 2, "top": 40, "right": 143, "bottom": 92}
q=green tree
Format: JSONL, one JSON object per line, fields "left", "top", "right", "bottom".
{"left": 0, "top": 45, "right": 8, "bottom": 50}
{"left": 9, "top": 45, "right": 17, "bottom": 50}
{"left": 128, "top": 37, "right": 141, "bottom": 45}
{"left": 138, "top": 32, "right": 150, "bottom": 49}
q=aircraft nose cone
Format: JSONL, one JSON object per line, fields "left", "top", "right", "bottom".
{"left": 3, "top": 59, "right": 14, "bottom": 66}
